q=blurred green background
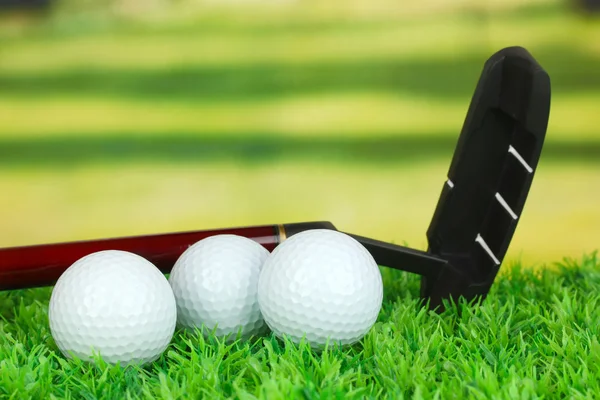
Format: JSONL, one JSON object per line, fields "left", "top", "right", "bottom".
{"left": 0, "top": 0, "right": 598, "bottom": 268}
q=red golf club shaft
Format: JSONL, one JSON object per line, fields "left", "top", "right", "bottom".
{"left": 0, "top": 221, "right": 335, "bottom": 291}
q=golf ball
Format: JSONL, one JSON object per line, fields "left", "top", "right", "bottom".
{"left": 168, "top": 234, "right": 270, "bottom": 340}
{"left": 257, "top": 229, "right": 383, "bottom": 349}
{"left": 48, "top": 250, "right": 177, "bottom": 366}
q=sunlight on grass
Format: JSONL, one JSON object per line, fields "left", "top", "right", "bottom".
{"left": 0, "top": 12, "right": 576, "bottom": 73}
{"left": 0, "top": 94, "right": 468, "bottom": 138}
{"left": 0, "top": 160, "right": 597, "bottom": 267}
{"left": 154, "top": 0, "right": 559, "bottom": 23}
{"left": 548, "top": 93, "right": 600, "bottom": 139}
{"left": 1, "top": 93, "right": 599, "bottom": 141}
{"left": 0, "top": 22, "right": 467, "bottom": 72}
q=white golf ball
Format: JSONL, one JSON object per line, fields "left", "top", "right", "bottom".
{"left": 168, "top": 234, "right": 270, "bottom": 340}
{"left": 48, "top": 250, "right": 177, "bottom": 366}
{"left": 257, "top": 229, "right": 383, "bottom": 349}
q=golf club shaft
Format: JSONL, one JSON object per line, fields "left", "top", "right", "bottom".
{"left": 0, "top": 221, "right": 336, "bottom": 291}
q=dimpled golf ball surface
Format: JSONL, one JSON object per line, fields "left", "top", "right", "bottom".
{"left": 168, "top": 235, "right": 270, "bottom": 339}
{"left": 48, "top": 250, "right": 177, "bottom": 366}
{"left": 258, "top": 229, "right": 383, "bottom": 349}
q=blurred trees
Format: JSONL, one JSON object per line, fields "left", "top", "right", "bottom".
{"left": 0, "top": 0, "right": 53, "bottom": 9}
{"left": 574, "top": 0, "right": 600, "bottom": 13}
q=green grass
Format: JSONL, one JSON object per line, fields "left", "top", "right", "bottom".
{"left": 1, "top": 252, "right": 599, "bottom": 399}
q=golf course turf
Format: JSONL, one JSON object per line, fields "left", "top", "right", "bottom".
{"left": 1, "top": 253, "right": 599, "bottom": 399}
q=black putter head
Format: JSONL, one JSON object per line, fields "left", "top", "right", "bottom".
{"left": 345, "top": 46, "right": 551, "bottom": 312}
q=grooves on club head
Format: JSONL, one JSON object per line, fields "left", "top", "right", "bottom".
{"left": 417, "top": 46, "right": 551, "bottom": 312}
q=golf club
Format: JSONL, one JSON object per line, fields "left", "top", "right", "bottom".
{"left": 0, "top": 46, "right": 551, "bottom": 312}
